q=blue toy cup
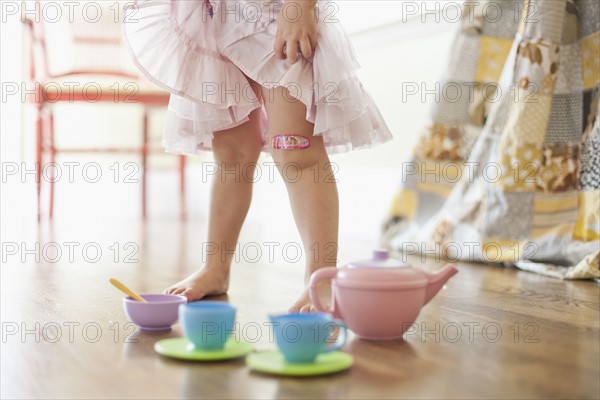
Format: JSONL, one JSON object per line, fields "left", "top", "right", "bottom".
{"left": 179, "top": 301, "right": 236, "bottom": 350}
{"left": 269, "top": 312, "right": 347, "bottom": 364}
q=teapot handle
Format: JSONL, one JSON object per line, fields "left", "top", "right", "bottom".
{"left": 308, "top": 267, "right": 338, "bottom": 314}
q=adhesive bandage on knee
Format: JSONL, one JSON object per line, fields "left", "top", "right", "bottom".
{"left": 271, "top": 134, "right": 311, "bottom": 150}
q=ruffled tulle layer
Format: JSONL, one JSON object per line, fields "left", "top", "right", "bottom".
{"left": 123, "top": 0, "right": 393, "bottom": 155}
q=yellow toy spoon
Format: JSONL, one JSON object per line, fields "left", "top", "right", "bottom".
{"left": 109, "top": 277, "right": 147, "bottom": 303}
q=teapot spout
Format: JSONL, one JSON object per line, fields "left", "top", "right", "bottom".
{"left": 424, "top": 264, "right": 458, "bottom": 305}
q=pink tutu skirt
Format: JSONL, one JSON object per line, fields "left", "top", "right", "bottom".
{"left": 123, "top": 0, "right": 393, "bottom": 155}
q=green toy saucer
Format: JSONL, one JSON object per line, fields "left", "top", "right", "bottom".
{"left": 154, "top": 338, "right": 254, "bottom": 361}
{"left": 246, "top": 350, "right": 353, "bottom": 376}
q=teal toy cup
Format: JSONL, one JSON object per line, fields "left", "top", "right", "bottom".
{"left": 269, "top": 313, "right": 347, "bottom": 364}
{"left": 179, "top": 301, "right": 236, "bottom": 350}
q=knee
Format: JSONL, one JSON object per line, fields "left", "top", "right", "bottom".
{"left": 270, "top": 136, "right": 327, "bottom": 171}
{"left": 271, "top": 149, "right": 321, "bottom": 173}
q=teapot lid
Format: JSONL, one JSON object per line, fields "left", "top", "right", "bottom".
{"left": 339, "top": 249, "right": 427, "bottom": 290}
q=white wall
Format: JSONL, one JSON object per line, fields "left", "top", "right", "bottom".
{"left": 1, "top": 6, "right": 23, "bottom": 164}
{"left": 334, "top": 0, "right": 456, "bottom": 167}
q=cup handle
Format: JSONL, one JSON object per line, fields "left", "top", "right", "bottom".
{"left": 324, "top": 319, "right": 347, "bottom": 352}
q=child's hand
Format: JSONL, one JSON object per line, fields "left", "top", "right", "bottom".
{"left": 275, "top": 0, "right": 318, "bottom": 64}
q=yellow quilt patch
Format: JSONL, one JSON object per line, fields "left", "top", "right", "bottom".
{"left": 481, "top": 240, "right": 531, "bottom": 263}
{"left": 581, "top": 31, "right": 600, "bottom": 90}
{"left": 476, "top": 36, "right": 514, "bottom": 83}
{"left": 502, "top": 90, "right": 553, "bottom": 145}
{"left": 573, "top": 190, "right": 600, "bottom": 241}
{"left": 498, "top": 138, "right": 542, "bottom": 191}
{"left": 388, "top": 188, "right": 417, "bottom": 220}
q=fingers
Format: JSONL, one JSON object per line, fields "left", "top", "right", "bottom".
{"left": 275, "top": 38, "right": 314, "bottom": 64}
{"left": 308, "top": 32, "right": 318, "bottom": 50}
{"left": 285, "top": 40, "right": 299, "bottom": 64}
{"left": 299, "top": 36, "right": 312, "bottom": 60}
{"left": 274, "top": 37, "right": 286, "bottom": 59}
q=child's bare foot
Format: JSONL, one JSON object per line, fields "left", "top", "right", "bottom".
{"left": 165, "top": 267, "right": 230, "bottom": 302}
{"left": 288, "top": 283, "right": 332, "bottom": 313}
{"left": 288, "top": 289, "right": 316, "bottom": 313}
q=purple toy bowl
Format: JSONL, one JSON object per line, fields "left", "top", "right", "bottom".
{"left": 123, "top": 294, "right": 187, "bottom": 332}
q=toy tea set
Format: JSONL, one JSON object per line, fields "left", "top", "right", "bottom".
{"left": 111, "top": 250, "right": 457, "bottom": 376}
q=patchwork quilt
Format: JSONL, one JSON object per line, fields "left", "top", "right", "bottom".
{"left": 382, "top": 0, "right": 599, "bottom": 279}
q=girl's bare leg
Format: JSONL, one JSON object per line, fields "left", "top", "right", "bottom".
{"left": 165, "top": 85, "right": 264, "bottom": 301}
{"left": 260, "top": 85, "right": 339, "bottom": 312}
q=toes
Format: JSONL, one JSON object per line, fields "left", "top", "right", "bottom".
{"left": 165, "top": 287, "right": 176, "bottom": 295}
{"left": 288, "top": 303, "right": 302, "bottom": 313}
{"left": 180, "top": 289, "right": 204, "bottom": 301}
{"left": 167, "top": 287, "right": 185, "bottom": 296}
{"left": 299, "top": 304, "right": 312, "bottom": 313}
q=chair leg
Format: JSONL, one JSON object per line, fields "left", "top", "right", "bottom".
{"left": 35, "top": 105, "right": 43, "bottom": 222}
{"left": 142, "top": 109, "right": 148, "bottom": 219}
{"left": 179, "top": 155, "right": 186, "bottom": 221}
{"left": 48, "top": 110, "right": 55, "bottom": 219}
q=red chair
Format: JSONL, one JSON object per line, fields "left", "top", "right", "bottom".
{"left": 21, "top": 1, "right": 186, "bottom": 221}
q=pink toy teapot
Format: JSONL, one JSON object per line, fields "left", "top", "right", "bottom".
{"left": 308, "top": 249, "right": 458, "bottom": 340}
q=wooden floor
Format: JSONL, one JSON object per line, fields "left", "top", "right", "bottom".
{"left": 1, "top": 218, "right": 599, "bottom": 399}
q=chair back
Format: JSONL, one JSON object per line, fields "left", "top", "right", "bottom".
{"left": 24, "top": 0, "right": 140, "bottom": 80}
